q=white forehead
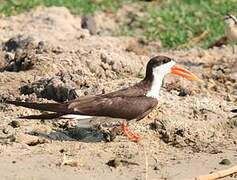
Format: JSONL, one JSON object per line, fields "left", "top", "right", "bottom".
{"left": 225, "top": 18, "right": 234, "bottom": 24}
{"left": 224, "top": 15, "right": 237, "bottom": 24}
{"left": 153, "top": 60, "right": 176, "bottom": 74}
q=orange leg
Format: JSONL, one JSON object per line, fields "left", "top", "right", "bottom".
{"left": 120, "top": 121, "right": 141, "bottom": 142}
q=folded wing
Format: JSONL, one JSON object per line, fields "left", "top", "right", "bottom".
{"left": 68, "top": 96, "right": 158, "bottom": 120}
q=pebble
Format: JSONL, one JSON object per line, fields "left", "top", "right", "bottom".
{"left": 13, "top": 133, "right": 49, "bottom": 146}
{"left": 81, "top": 15, "right": 97, "bottom": 35}
{"left": 106, "top": 158, "right": 121, "bottom": 168}
{"left": 178, "top": 89, "right": 188, "bottom": 97}
{"left": 33, "top": 125, "right": 52, "bottom": 134}
{"left": 62, "top": 159, "right": 80, "bottom": 167}
{"left": 9, "top": 120, "right": 20, "bottom": 128}
{"left": 219, "top": 159, "right": 231, "bottom": 165}
{"left": 106, "top": 158, "right": 139, "bottom": 168}
{"left": 153, "top": 165, "right": 159, "bottom": 170}
{"left": 2, "top": 126, "right": 15, "bottom": 134}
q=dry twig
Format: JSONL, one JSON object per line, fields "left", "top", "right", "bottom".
{"left": 196, "top": 165, "right": 237, "bottom": 180}
{"left": 139, "top": 141, "right": 148, "bottom": 180}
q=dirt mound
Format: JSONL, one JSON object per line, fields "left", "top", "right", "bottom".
{"left": 1, "top": 35, "right": 41, "bottom": 72}
{"left": 19, "top": 72, "right": 78, "bottom": 102}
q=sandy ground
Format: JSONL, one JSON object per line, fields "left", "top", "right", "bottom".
{"left": 0, "top": 6, "right": 237, "bottom": 180}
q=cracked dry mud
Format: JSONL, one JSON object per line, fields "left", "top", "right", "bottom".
{"left": 0, "top": 7, "right": 237, "bottom": 180}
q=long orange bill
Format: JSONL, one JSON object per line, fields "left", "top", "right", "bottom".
{"left": 171, "top": 64, "right": 203, "bottom": 83}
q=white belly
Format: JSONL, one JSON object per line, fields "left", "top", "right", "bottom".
{"left": 61, "top": 114, "right": 93, "bottom": 120}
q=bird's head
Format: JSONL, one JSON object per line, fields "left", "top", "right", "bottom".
{"left": 224, "top": 13, "right": 237, "bottom": 26}
{"left": 144, "top": 56, "right": 202, "bottom": 83}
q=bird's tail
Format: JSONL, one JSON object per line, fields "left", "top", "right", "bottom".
{"left": 19, "top": 113, "right": 64, "bottom": 119}
{"left": 5, "top": 100, "right": 70, "bottom": 114}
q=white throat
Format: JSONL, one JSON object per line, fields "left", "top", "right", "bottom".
{"left": 146, "top": 74, "right": 164, "bottom": 99}
{"left": 146, "top": 60, "right": 175, "bottom": 99}
{"left": 225, "top": 15, "right": 237, "bottom": 27}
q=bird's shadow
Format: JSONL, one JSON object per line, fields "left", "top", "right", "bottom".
{"left": 29, "top": 120, "right": 119, "bottom": 143}
{"left": 30, "top": 126, "right": 106, "bottom": 143}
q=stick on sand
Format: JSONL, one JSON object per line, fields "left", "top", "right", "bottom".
{"left": 196, "top": 165, "right": 237, "bottom": 180}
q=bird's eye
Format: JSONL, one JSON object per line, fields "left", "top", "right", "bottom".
{"left": 224, "top": 16, "right": 230, "bottom": 20}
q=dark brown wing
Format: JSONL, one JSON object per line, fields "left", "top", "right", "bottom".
{"left": 68, "top": 95, "right": 158, "bottom": 120}
{"left": 103, "top": 80, "right": 150, "bottom": 98}
{"left": 5, "top": 100, "right": 71, "bottom": 113}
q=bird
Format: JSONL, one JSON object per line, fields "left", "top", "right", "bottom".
{"left": 208, "top": 13, "right": 237, "bottom": 50}
{"left": 4, "top": 56, "right": 202, "bottom": 141}
{"left": 224, "top": 13, "right": 237, "bottom": 53}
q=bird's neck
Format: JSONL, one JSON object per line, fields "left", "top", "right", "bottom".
{"left": 226, "top": 22, "right": 236, "bottom": 28}
{"left": 146, "top": 74, "right": 164, "bottom": 99}
{"left": 225, "top": 22, "right": 237, "bottom": 41}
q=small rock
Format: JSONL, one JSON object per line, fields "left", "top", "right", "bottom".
{"left": 153, "top": 165, "right": 159, "bottom": 170}
{"left": 81, "top": 15, "right": 97, "bottom": 35}
{"left": 106, "top": 158, "right": 121, "bottom": 168}
{"left": 150, "top": 119, "right": 163, "bottom": 130}
{"left": 106, "top": 158, "right": 139, "bottom": 168}
{"left": 59, "top": 149, "right": 67, "bottom": 153}
{"left": 36, "top": 41, "right": 47, "bottom": 54}
{"left": 0, "top": 103, "right": 7, "bottom": 111}
{"left": 234, "top": 120, "right": 237, "bottom": 127}
{"left": 225, "top": 94, "right": 232, "bottom": 102}
{"left": 209, "top": 149, "right": 223, "bottom": 154}
{"left": 102, "top": 131, "right": 116, "bottom": 142}
{"left": 62, "top": 159, "right": 80, "bottom": 167}
{"left": 2, "top": 35, "right": 36, "bottom": 52}
{"left": 178, "top": 89, "right": 188, "bottom": 97}
{"left": 175, "top": 128, "right": 185, "bottom": 137}
{"left": 219, "top": 159, "right": 231, "bottom": 165}
{"left": 9, "top": 120, "right": 21, "bottom": 128}
{"left": 4, "top": 52, "right": 15, "bottom": 61}
{"left": 2, "top": 126, "right": 15, "bottom": 134}
{"left": 51, "top": 46, "right": 64, "bottom": 54}
{"left": 32, "top": 125, "right": 52, "bottom": 134}
{"left": 102, "top": 126, "right": 121, "bottom": 142}
{"left": 1, "top": 35, "right": 38, "bottom": 72}
{"left": 13, "top": 133, "right": 49, "bottom": 146}
{"left": 3, "top": 50, "right": 36, "bottom": 72}
{"left": 19, "top": 72, "right": 78, "bottom": 102}
{"left": 125, "top": 41, "right": 149, "bottom": 56}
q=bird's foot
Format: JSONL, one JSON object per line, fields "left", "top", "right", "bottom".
{"left": 121, "top": 121, "right": 141, "bottom": 142}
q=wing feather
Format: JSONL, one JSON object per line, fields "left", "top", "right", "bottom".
{"left": 68, "top": 96, "right": 157, "bottom": 120}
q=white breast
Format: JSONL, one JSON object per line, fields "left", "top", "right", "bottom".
{"left": 146, "top": 60, "right": 176, "bottom": 99}
{"left": 225, "top": 24, "right": 237, "bottom": 41}
{"left": 146, "top": 74, "right": 164, "bottom": 99}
